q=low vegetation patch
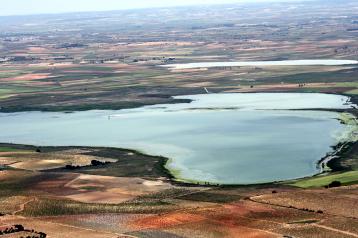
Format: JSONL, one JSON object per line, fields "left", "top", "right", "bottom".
{"left": 0, "top": 224, "right": 46, "bottom": 238}
{"left": 288, "top": 219, "right": 320, "bottom": 224}
{"left": 289, "top": 171, "right": 358, "bottom": 188}
{"left": 0, "top": 147, "right": 25, "bottom": 152}
{"left": 177, "top": 191, "right": 241, "bottom": 203}
{"left": 20, "top": 198, "right": 175, "bottom": 216}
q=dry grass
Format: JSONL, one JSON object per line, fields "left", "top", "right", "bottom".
{"left": 0, "top": 150, "right": 116, "bottom": 171}
{"left": 251, "top": 185, "right": 358, "bottom": 218}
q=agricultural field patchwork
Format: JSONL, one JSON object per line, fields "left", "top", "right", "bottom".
{"left": 0, "top": 144, "right": 357, "bottom": 237}
{"left": 0, "top": 0, "right": 358, "bottom": 237}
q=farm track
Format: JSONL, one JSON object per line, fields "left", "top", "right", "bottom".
{"left": 1, "top": 183, "right": 357, "bottom": 237}
{"left": 246, "top": 196, "right": 358, "bottom": 237}
{"left": 32, "top": 219, "right": 139, "bottom": 238}
{"left": 12, "top": 197, "right": 38, "bottom": 216}
{"left": 313, "top": 223, "right": 358, "bottom": 237}
{"left": 247, "top": 196, "right": 358, "bottom": 220}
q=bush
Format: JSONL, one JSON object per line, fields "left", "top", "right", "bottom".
{"left": 65, "top": 165, "right": 77, "bottom": 170}
{"left": 39, "top": 232, "right": 47, "bottom": 238}
{"left": 91, "top": 160, "right": 104, "bottom": 166}
{"left": 14, "top": 224, "right": 24, "bottom": 231}
{"left": 91, "top": 160, "right": 109, "bottom": 166}
{"left": 328, "top": 181, "right": 341, "bottom": 188}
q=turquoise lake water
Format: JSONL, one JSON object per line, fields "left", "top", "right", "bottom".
{"left": 0, "top": 93, "right": 356, "bottom": 184}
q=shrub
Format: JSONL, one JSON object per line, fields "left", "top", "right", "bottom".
{"left": 328, "top": 181, "right": 341, "bottom": 188}
{"left": 14, "top": 224, "right": 24, "bottom": 231}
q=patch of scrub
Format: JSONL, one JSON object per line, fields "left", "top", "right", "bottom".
{"left": 336, "top": 113, "right": 358, "bottom": 142}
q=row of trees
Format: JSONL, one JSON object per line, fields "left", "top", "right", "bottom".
{"left": 65, "top": 159, "right": 111, "bottom": 170}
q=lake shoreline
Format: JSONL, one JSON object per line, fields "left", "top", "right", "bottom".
{"left": 0, "top": 136, "right": 356, "bottom": 188}
{"left": 0, "top": 92, "right": 357, "bottom": 186}
{"left": 0, "top": 91, "right": 355, "bottom": 114}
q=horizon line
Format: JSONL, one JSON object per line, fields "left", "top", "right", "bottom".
{"left": 0, "top": 0, "right": 313, "bottom": 18}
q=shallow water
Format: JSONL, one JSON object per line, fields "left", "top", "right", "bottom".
{"left": 163, "top": 59, "right": 358, "bottom": 69}
{"left": 0, "top": 93, "right": 356, "bottom": 184}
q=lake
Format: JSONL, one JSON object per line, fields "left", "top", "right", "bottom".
{"left": 0, "top": 93, "right": 356, "bottom": 184}
{"left": 162, "top": 59, "right": 358, "bottom": 69}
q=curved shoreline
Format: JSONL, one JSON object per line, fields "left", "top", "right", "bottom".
{"left": 0, "top": 91, "right": 354, "bottom": 114}
{"left": 0, "top": 135, "right": 357, "bottom": 187}
{"left": 0, "top": 93, "right": 357, "bottom": 186}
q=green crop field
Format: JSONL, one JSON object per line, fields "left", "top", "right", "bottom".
{"left": 290, "top": 171, "right": 358, "bottom": 188}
